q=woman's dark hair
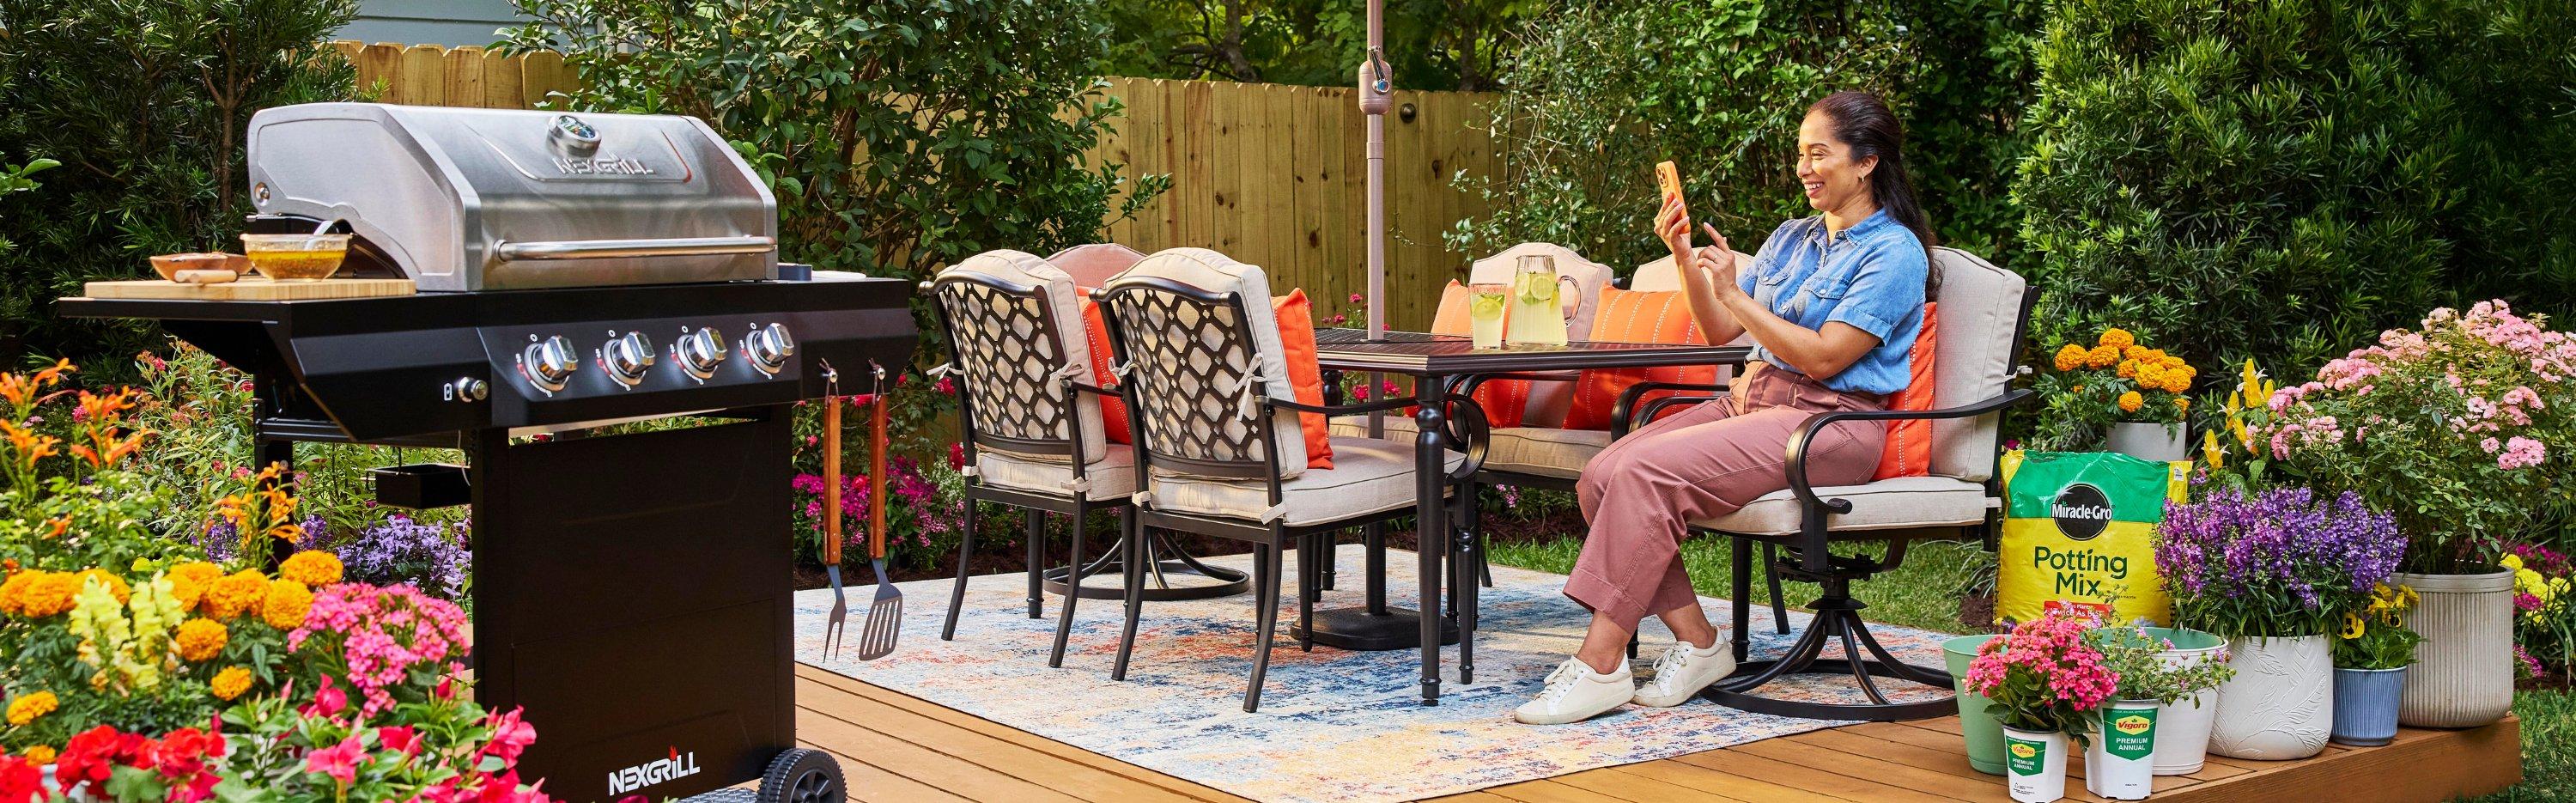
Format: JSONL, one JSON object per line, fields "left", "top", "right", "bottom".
{"left": 1808, "top": 90, "right": 1938, "bottom": 262}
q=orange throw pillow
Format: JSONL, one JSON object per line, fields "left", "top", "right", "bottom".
{"left": 1874, "top": 302, "right": 1939, "bottom": 480}
{"left": 1563, "top": 288, "right": 1715, "bottom": 431}
{"left": 1428, "top": 281, "right": 1529, "bottom": 429}
{"left": 1074, "top": 293, "right": 1133, "bottom": 445}
{"left": 1272, "top": 290, "right": 1335, "bottom": 469}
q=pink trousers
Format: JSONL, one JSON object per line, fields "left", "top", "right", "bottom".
{"left": 1568, "top": 366, "right": 1886, "bottom": 628}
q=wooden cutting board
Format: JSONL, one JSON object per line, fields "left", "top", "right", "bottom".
{"left": 82, "top": 277, "right": 416, "bottom": 301}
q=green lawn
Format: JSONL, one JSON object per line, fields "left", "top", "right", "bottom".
{"left": 1481, "top": 534, "right": 2567, "bottom": 800}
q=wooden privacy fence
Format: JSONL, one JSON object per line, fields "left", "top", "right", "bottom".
{"left": 334, "top": 42, "right": 1501, "bottom": 330}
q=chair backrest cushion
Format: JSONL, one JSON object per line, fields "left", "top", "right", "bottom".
{"left": 1874, "top": 301, "right": 1938, "bottom": 480}
{"left": 935, "top": 250, "right": 1106, "bottom": 463}
{"left": 1926, "top": 247, "right": 2027, "bottom": 482}
{"left": 1047, "top": 243, "right": 1148, "bottom": 288}
{"left": 1563, "top": 287, "right": 1713, "bottom": 431}
{"left": 1107, "top": 247, "right": 1310, "bottom": 479}
{"left": 1426, "top": 281, "right": 1529, "bottom": 428}
{"left": 1626, "top": 251, "right": 1756, "bottom": 293}
{"left": 1471, "top": 243, "right": 1612, "bottom": 426}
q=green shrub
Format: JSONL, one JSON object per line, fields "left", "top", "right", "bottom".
{"left": 1449, "top": 0, "right": 2036, "bottom": 275}
{"left": 2012, "top": 0, "right": 2576, "bottom": 374}
{"left": 0, "top": 0, "right": 357, "bottom": 372}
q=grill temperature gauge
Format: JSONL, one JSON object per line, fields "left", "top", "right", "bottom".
{"left": 521, "top": 336, "right": 579, "bottom": 393}
{"left": 744, "top": 323, "right": 795, "bottom": 375}
{"left": 602, "top": 332, "right": 655, "bottom": 386}
{"left": 677, "top": 327, "right": 727, "bottom": 380}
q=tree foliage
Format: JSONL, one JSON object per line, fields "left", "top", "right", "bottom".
{"left": 0, "top": 0, "right": 356, "bottom": 369}
{"left": 1100, "top": 0, "right": 1541, "bottom": 91}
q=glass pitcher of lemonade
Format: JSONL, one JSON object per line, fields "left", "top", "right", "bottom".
{"left": 1505, "top": 254, "right": 1576, "bottom": 347}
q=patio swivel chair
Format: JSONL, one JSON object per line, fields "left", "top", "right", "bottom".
{"left": 1093, "top": 247, "right": 1486, "bottom": 712}
{"left": 926, "top": 250, "right": 1137, "bottom": 669}
{"left": 1037, "top": 243, "right": 1254, "bottom": 605}
{"left": 1686, "top": 246, "right": 2034, "bottom": 721}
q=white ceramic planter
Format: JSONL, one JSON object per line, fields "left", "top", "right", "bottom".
{"left": 2105, "top": 422, "right": 2189, "bottom": 462}
{"left": 2003, "top": 727, "right": 2069, "bottom": 803}
{"left": 2208, "top": 635, "right": 2333, "bottom": 759}
{"left": 2395, "top": 569, "right": 2516, "bottom": 727}
{"left": 2151, "top": 630, "right": 2227, "bottom": 775}
{"left": 2087, "top": 701, "right": 2160, "bottom": 800}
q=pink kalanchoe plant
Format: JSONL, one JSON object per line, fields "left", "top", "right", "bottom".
{"left": 288, "top": 583, "right": 471, "bottom": 718}
{"left": 1966, "top": 610, "right": 2119, "bottom": 745}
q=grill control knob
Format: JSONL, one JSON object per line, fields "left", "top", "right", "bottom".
{"left": 677, "top": 327, "right": 726, "bottom": 380}
{"left": 603, "top": 332, "right": 655, "bottom": 386}
{"left": 522, "top": 336, "right": 579, "bottom": 392}
{"left": 744, "top": 323, "right": 796, "bottom": 374}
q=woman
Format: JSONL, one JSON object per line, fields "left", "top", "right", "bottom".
{"left": 1516, "top": 90, "right": 1936, "bottom": 725}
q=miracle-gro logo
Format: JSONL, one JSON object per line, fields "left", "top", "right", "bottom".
{"left": 606, "top": 747, "right": 701, "bottom": 795}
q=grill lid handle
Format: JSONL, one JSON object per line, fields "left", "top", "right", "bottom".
{"left": 493, "top": 235, "right": 775, "bottom": 262}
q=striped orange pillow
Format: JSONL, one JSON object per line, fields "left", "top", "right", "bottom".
{"left": 1429, "top": 281, "right": 1529, "bottom": 429}
{"left": 1873, "top": 302, "right": 1939, "bottom": 479}
{"left": 1562, "top": 288, "right": 1713, "bottom": 431}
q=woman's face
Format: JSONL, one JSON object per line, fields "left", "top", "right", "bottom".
{"left": 1795, "top": 110, "right": 1877, "bottom": 214}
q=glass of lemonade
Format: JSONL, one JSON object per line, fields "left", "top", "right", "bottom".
{"left": 1468, "top": 283, "right": 1508, "bottom": 349}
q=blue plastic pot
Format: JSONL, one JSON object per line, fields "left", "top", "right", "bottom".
{"left": 2332, "top": 666, "right": 2407, "bottom": 746}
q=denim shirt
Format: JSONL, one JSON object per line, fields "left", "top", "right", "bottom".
{"left": 1736, "top": 209, "right": 1929, "bottom": 396}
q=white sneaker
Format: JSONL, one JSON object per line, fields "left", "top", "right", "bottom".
{"left": 1631, "top": 640, "right": 1735, "bottom": 708}
{"left": 1513, "top": 656, "right": 1636, "bottom": 725}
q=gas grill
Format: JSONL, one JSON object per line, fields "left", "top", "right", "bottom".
{"left": 58, "top": 103, "right": 913, "bottom": 803}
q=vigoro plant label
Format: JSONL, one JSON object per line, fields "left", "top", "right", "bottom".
{"left": 2105, "top": 709, "right": 2158, "bottom": 762}
{"left": 1996, "top": 451, "right": 2188, "bottom": 626}
{"left": 2006, "top": 737, "right": 2047, "bottom": 776}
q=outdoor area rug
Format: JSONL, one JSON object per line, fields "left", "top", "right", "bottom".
{"left": 794, "top": 546, "right": 1956, "bottom": 803}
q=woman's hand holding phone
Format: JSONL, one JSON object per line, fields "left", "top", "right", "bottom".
{"left": 1655, "top": 197, "right": 1695, "bottom": 262}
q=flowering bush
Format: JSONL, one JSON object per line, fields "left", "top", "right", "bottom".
{"left": 2504, "top": 543, "right": 2576, "bottom": 679}
{"left": 790, "top": 454, "right": 969, "bottom": 572}
{"left": 285, "top": 583, "right": 467, "bottom": 720}
{"left": 331, "top": 516, "right": 471, "bottom": 600}
{"left": 2262, "top": 301, "right": 2576, "bottom": 572}
{"left": 2031, "top": 327, "right": 2198, "bottom": 451}
{"left": 2333, "top": 582, "right": 2426, "bottom": 671}
{"left": 2156, "top": 487, "right": 2403, "bottom": 638}
{"left": 1966, "top": 611, "right": 2118, "bottom": 744}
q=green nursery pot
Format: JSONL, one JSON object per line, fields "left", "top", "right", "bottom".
{"left": 1946, "top": 634, "right": 2007, "bottom": 776}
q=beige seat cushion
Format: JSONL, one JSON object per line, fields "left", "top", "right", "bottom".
{"left": 1625, "top": 251, "right": 1756, "bottom": 293}
{"left": 1327, "top": 414, "right": 1419, "bottom": 441}
{"left": 1484, "top": 427, "right": 1612, "bottom": 479}
{"left": 1145, "top": 436, "right": 1462, "bottom": 526}
{"left": 976, "top": 444, "right": 1138, "bottom": 500}
{"left": 1690, "top": 476, "right": 1993, "bottom": 537}
{"left": 938, "top": 250, "right": 1105, "bottom": 463}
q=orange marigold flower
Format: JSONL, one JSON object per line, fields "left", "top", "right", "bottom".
{"left": 2098, "top": 329, "right": 2136, "bottom": 350}
{"left": 22, "top": 745, "right": 55, "bottom": 765}
{"left": 5, "top": 690, "right": 58, "bottom": 726}
{"left": 2176, "top": 397, "right": 2192, "bottom": 411}
{"left": 3, "top": 571, "right": 80, "bottom": 618}
{"left": 2053, "top": 344, "right": 2087, "bottom": 372}
{"left": 174, "top": 617, "right": 229, "bottom": 662}
{"left": 2085, "top": 345, "right": 2122, "bottom": 368}
{"left": 2123, "top": 345, "right": 2153, "bottom": 362}
{"left": 202, "top": 570, "right": 269, "bottom": 621}
{"left": 2116, "top": 360, "right": 2139, "bottom": 379}
{"left": 210, "top": 666, "right": 253, "bottom": 701}
{"left": 262, "top": 580, "right": 314, "bottom": 630}
{"left": 166, "top": 562, "right": 223, "bottom": 611}
{"left": 76, "top": 569, "right": 131, "bottom": 605}
{"left": 2117, "top": 391, "right": 2145, "bottom": 413}
{"left": 278, "top": 551, "right": 343, "bottom": 587}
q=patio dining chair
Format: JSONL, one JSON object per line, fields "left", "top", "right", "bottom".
{"left": 1093, "top": 247, "right": 1487, "bottom": 712}
{"left": 926, "top": 250, "right": 1137, "bottom": 669}
{"left": 1687, "top": 246, "right": 2034, "bottom": 721}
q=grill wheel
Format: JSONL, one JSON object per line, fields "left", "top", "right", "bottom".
{"left": 758, "top": 748, "right": 846, "bottom": 803}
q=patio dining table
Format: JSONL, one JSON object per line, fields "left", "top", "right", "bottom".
{"left": 1308, "top": 327, "right": 1751, "bottom": 705}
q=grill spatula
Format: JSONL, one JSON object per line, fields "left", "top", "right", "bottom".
{"left": 854, "top": 362, "right": 902, "bottom": 660}
{"left": 821, "top": 362, "right": 849, "bottom": 659}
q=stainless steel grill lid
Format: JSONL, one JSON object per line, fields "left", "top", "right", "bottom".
{"left": 246, "top": 103, "right": 777, "bottom": 292}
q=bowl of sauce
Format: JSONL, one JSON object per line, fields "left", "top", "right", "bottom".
{"left": 240, "top": 234, "right": 351, "bottom": 282}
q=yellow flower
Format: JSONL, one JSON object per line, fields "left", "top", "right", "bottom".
{"left": 76, "top": 569, "right": 131, "bottom": 605}
{"left": 2175, "top": 397, "right": 2191, "bottom": 411}
{"left": 2340, "top": 611, "right": 2366, "bottom": 640}
{"left": 2099, "top": 329, "right": 2136, "bottom": 350}
{"left": 202, "top": 569, "right": 268, "bottom": 620}
{"left": 210, "top": 666, "right": 253, "bottom": 701}
{"left": 2087, "top": 344, "right": 2123, "bottom": 369}
{"left": 262, "top": 580, "right": 313, "bottom": 630}
{"left": 2202, "top": 430, "right": 2226, "bottom": 468}
{"left": 4, "top": 691, "right": 57, "bottom": 726}
{"left": 165, "top": 562, "right": 222, "bottom": 611}
{"left": 173, "top": 617, "right": 228, "bottom": 662}
{"left": 2503, "top": 554, "right": 2526, "bottom": 572}
{"left": 2117, "top": 391, "right": 2144, "bottom": 413}
{"left": 278, "top": 551, "right": 343, "bottom": 587}
{"left": 22, "top": 745, "right": 54, "bottom": 764}
{"left": 2054, "top": 344, "right": 2087, "bottom": 372}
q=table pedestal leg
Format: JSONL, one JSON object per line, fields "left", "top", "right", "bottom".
{"left": 1290, "top": 521, "right": 1458, "bottom": 650}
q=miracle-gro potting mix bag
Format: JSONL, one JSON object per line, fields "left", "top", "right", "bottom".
{"left": 1996, "top": 450, "right": 2190, "bottom": 626}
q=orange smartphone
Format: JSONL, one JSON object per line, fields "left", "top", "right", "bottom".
{"left": 1655, "top": 161, "right": 1686, "bottom": 216}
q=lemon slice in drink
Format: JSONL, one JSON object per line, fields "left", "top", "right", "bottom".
{"left": 1471, "top": 294, "right": 1506, "bottom": 317}
{"left": 1517, "top": 276, "right": 1558, "bottom": 306}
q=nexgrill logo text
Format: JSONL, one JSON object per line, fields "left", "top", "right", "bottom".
{"left": 606, "top": 747, "right": 701, "bottom": 795}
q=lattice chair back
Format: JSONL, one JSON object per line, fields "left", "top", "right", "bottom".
{"left": 928, "top": 250, "right": 1106, "bottom": 463}
{"left": 1924, "top": 246, "right": 2029, "bottom": 482}
{"left": 1046, "top": 243, "right": 1149, "bottom": 288}
{"left": 1095, "top": 247, "right": 1309, "bottom": 481}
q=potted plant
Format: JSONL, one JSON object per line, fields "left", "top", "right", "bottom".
{"left": 1965, "top": 611, "right": 2118, "bottom": 803}
{"left": 1944, "top": 633, "right": 2010, "bottom": 776}
{"left": 2156, "top": 486, "right": 2403, "bottom": 759}
{"left": 2330, "top": 582, "right": 2424, "bottom": 745}
{"left": 2085, "top": 625, "right": 2235, "bottom": 797}
{"left": 2035, "top": 326, "right": 2198, "bottom": 459}
{"left": 2261, "top": 301, "right": 2573, "bottom": 727}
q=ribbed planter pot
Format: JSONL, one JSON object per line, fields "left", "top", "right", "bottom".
{"left": 2148, "top": 628, "right": 2228, "bottom": 775}
{"left": 2086, "top": 700, "right": 2160, "bottom": 800}
{"left": 1944, "top": 634, "right": 2008, "bottom": 776}
{"left": 2002, "top": 727, "right": 2069, "bottom": 803}
{"left": 2208, "top": 635, "right": 2333, "bottom": 760}
{"left": 2333, "top": 666, "right": 2409, "bottom": 746}
{"left": 2395, "top": 569, "right": 2516, "bottom": 727}
{"left": 2105, "top": 422, "right": 2189, "bottom": 462}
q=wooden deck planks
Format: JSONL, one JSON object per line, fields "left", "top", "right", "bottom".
{"left": 791, "top": 666, "right": 2520, "bottom": 803}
